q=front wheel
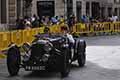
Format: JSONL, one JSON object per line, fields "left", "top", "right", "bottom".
{"left": 61, "top": 49, "right": 71, "bottom": 77}
{"left": 78, "top": 52, "right": 86, "bottom": 67}
{"left": 7, "top": 46, "right": 21, "bottom": 76}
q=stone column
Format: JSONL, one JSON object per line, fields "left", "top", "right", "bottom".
{"left": 89, "top": 1, "right": 92, "bottom": 17}
{"left": 73, "top": 0, "right": 77, "bottom": 17}
{"left": 21, "top": 0, "right": 24, "bottom": 18}
{"left": 81, "top": 0, "right": 86, "bottom": 16}
{"left": 8, "top": 0, "right": 17, "bottom": 27}
{"left": 6, "top": 0, "right": 8, "bottom": 24}
{"left": 55, "top": 0, "right": 64, "bottom": 16}
{"left": 31, "top": 0, "right": 37, "bottom": 16}
{"left": 105, "top": 7, "right": 108, "bottom": 17}
{"left": 18, "top": 0, "right": 23, "bottom": 18}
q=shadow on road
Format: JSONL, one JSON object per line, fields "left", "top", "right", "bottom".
{"left": 20, "top": 61, "right": 120, "bottom": 80}
{"left": 23, "top": 71, "right": 60, "bottom": 78}
{"left": 23, "top": 64, "right": 80, "bottom": 78}
{"left": 1, "top": 59, "right": 120, "bottom": 80}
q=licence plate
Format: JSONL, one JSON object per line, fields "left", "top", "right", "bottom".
{"left": 26, "top": 66, "right": 45, "bottom": 70}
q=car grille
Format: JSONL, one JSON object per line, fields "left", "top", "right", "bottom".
{"left": 30, "top": 44, "right": 45, "bottom": 60}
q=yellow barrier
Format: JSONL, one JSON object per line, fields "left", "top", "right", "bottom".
{"left": 50, "top": 24, "right": 60, "bottom": 33}
{"left": 11, "top": 30, "right": 23, "bottom": 45}
{"left": 73, "top": 22, "right": 114, "bottom": 34}
{"left": 38, "top": 27, "right": 44, "bottom": 33}
{"left": 49, "top": 23, "right": 68, "bottom": 33}
{"left": 1, "top": 22, "right": 120, "bottom": 51}
{"left": 92, "top": 22, "right": 111, "bottom": 33}
{"left": 73, "top": 23, "right": 91, "bottom": 34}
{"left": 112, "top": 22, "right": 120, "bottom": 32}
{"left": 0, "top": 32, "right": 10, "bottom": 50}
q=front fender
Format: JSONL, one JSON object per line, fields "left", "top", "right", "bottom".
{"left": 7, "top": 43, "right": 20, "bottom": 57}
{"left": 76, "top": 39, "right": 86, "bottom": 53}
{"left": 8, "top": 43, "right": 19, "bottom": 49}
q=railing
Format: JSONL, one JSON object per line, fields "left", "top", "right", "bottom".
{"left": 0, "top": 22, "right": 120, "bottom": 50}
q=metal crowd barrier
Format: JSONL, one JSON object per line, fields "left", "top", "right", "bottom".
{"left": 0, "top": 27, "right": 44, "bottom": 51}
{"left": 73, "top": 22, "right": 120, "bottom": 35}
{"left": 1, "top": 22, "right": 120, "bottom": 50}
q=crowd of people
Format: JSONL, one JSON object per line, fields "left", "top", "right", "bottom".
{"left": 80, "top": 14, "right": 119, "bottom": 23}
{"left": 16, "top": 14, "right": 119, "bottom": 30}
{"left": 16, "top": 14, "right": 65, "bottom": 30}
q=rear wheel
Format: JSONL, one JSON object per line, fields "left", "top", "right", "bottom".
{"left": 77, "top": 40, "right": 86, "bottom": 67}
{"left": 7, "top": 46, "right": 21, "bottom": 76}
{"left": 61, "top": 49, "right": 71, "bottom": 77}
{"left": 78, "top": 52, "right": 86, "bottom": 67}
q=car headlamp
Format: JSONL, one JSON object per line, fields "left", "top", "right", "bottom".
{"left": 62, "top": 44, "right": 69, "bottom": 48}
{"left": 44, "top": 42, "right": 53, "bottom": 52}
{"left": 22, "top": 50, "right": 31, "bottom": 62}
{"left": 42, "top": 54, "right": 50, "bottom": 62}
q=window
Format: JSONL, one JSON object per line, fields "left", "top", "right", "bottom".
{"left": 108, "top": 7, "right": 112, "bottom": 17}
{"left": 0, "top": 0, "right": 1, "bottom": 23}
{"left": 76, "top": 1, "right": 82, "bottom": 22}
{"left": 67, "top": 0, "right": 72, "bottom": 4}
{"left": 101, "top": 7, "right": 105, "bottom": 18}
{"left": 114, "top": 8, "right": 118, "bottom": 16}
{"left": 92, "top": 2, "right": 100, "bottom": 18}
{"left": 1, "top": 0, "right": 7, "bottom": 23}
{"left": 114, "top": 0, "right": 120, "bottom": 4}
{"left": 67, "top": 0, "right": 73, "bottom": 7}
{"left": 17, "top": 0, "right": 21, "bottom": 18}
{"left": 37, "top": 1, "right": 55, "bottom": 18}
{"left": 67, "top": 0, "right": 73, "bottom": 18}
{"left": 86, "top": 2, "right": 90, "bottom": 16}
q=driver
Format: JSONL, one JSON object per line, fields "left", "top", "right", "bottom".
{"left": 43, "top": 26, "right": 52, "bottom": 38}
{"left": 61, "top": 25, "right": 75, "bottom": 59}
{"left": 61, "top": 25, "right": 75, "bottom": 44}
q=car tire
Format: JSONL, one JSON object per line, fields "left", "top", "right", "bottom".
{"left": 78, "top": 52, "right": 86, "bottom": 67}
{"left": 61, "top": 49, "right": 71, "bottom": 77}
{"left": 7, "top": 46, "right": 21, "bottom": 76}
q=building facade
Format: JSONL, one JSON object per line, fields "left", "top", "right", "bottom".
{"left": 0, "top": 0, "right": 23, "bottom": 28}
{"left": 0, "top": 0, "right": 120, "bottom": 26}
{"left": 31, "top": 0, "right": 120, "bottom": 21}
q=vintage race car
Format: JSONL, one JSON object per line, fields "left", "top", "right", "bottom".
{"left": 7, "top": 33, "right": 86, "bottom": 77}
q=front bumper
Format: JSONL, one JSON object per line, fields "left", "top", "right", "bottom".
{"left": 24, "top": 65, "right": 46, "bottom": 71}
{"left": 22, "top": 57, "right": 61, "bottom": 71}
{"left": 22, "top": 60, "right": 49, "bottom": 71}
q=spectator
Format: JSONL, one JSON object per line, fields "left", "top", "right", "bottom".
{"left": 81, "top": 15, "right": 87, "bottom": 23}
{"left": 51, "top": 16, "right": 58, "bottom": 24}
{"left": 16, "top": 19, "right": 25, "bottom": 30}
{"left": 25, "top": 21, "right": 31, "bottom": 29}
{"left": 31, "top": 14, "right": 39, "bottom": 28}
{"left": 68, "top": 14, "right": 76, "bottom": 32}
{"left": 59, "top": 16, "right": 65, "bottom": 24}
{"left": 111, "top": 15, "right": 118, "bottom": 22}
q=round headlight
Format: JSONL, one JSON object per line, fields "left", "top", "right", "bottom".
{"left": 44, "top": 42, "right": 52, "bottom": 52}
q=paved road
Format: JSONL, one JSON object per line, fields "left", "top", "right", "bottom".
{"left": 1, "top": 35, "right": 120, "bottom": 80}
